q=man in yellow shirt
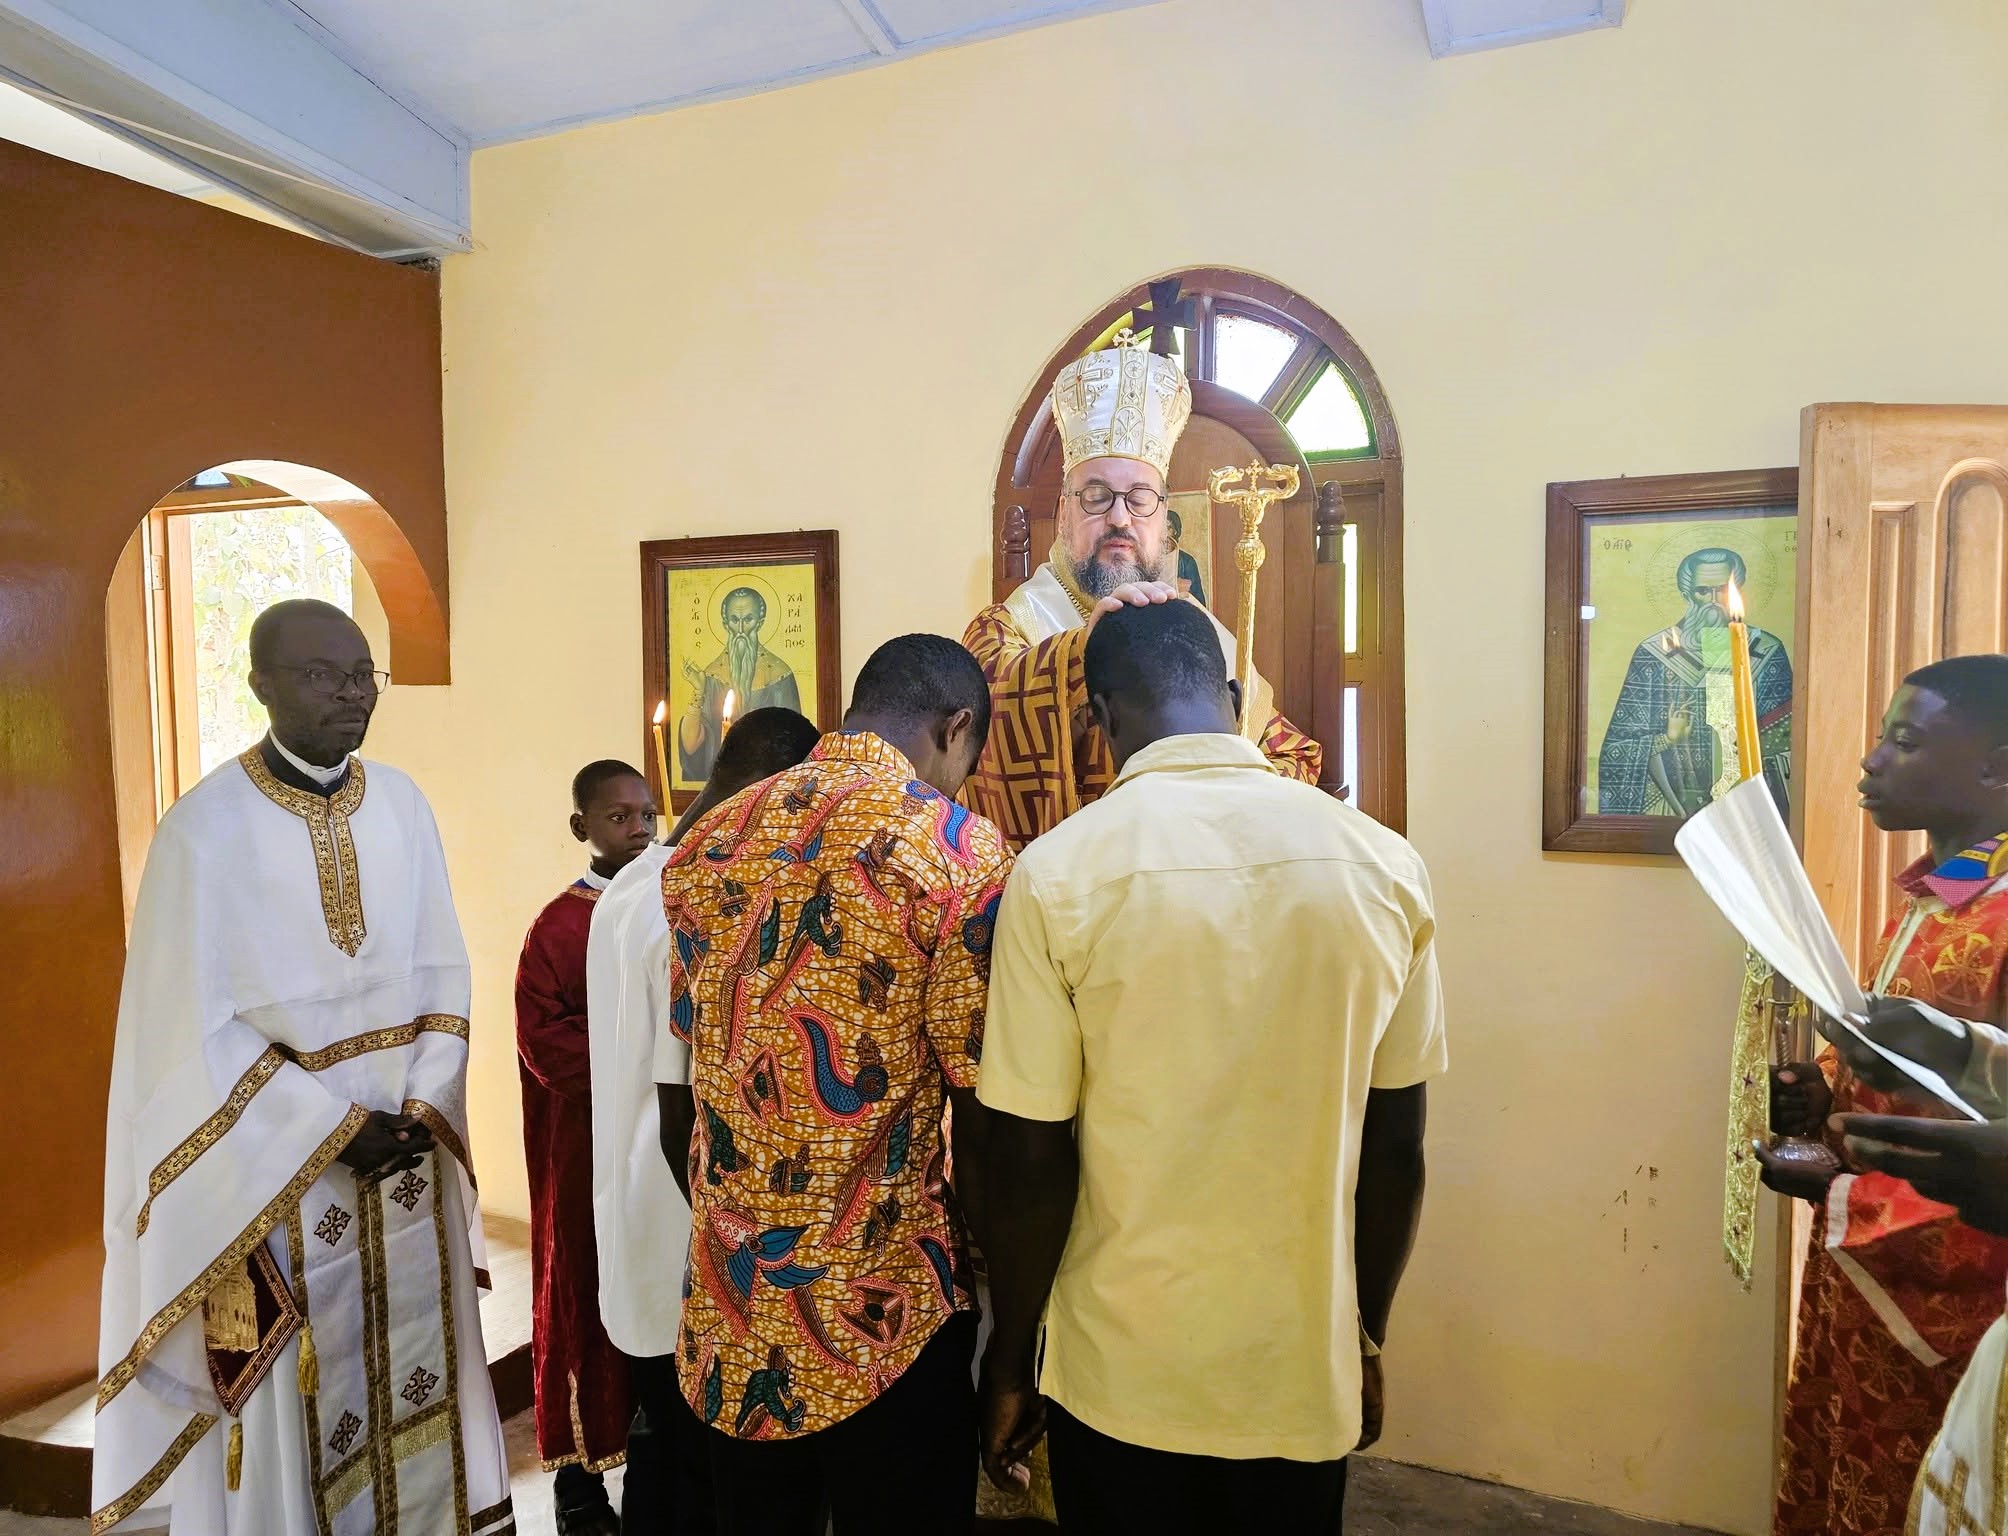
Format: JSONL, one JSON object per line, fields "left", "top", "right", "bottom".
{"left": 974, "top": 600, "right": 1446, "bottom": 1527}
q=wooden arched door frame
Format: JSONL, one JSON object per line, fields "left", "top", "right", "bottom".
{"left": 991, "top": 268, "right": 1406, "bottom": 829}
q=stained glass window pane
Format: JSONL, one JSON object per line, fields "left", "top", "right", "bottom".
{"left": 1213, "top": 313, "right": 1297, "bottom": 401}
{"left": 1287, "top": 364, "right": 1373, "bottom": 455}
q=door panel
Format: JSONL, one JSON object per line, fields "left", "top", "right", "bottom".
{"left": 1797, "top": 403, "right": 2008, "bottom": 973}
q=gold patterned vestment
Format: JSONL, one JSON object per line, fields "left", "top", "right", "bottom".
{"left": 961, "top": 559, "right": 1323, "bottom": 853}
{"left": 93, "top": 737, "right": 512, "bottom": 1536}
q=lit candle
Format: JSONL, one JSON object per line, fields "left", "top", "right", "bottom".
{"left": 650, "top": 700, "right": 673, "bottom": 823}
{"left": 1724, "top": 579, "right": 1762, "bottom": 781}
{"left": 720, "top": 689, "right": 737, "bottom": 736}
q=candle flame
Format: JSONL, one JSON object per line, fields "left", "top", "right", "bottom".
{"left": 721, "top": 690, "right": 737, "bottom": 726}
{"left": 1724, "top": 577, "right": 1747, "bottom": 622}
{"left": 652, "top": 699, "right": 667, "bottom": 726}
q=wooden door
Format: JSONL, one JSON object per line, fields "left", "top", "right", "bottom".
{"left": 1797, "top": 404, "right": 2008, "bottom": 972}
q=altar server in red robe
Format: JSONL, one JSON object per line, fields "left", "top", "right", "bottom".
{"left": 1760, "top": 656, "right": 2008, "bottom": 1536}
{"left": 517, "top": 759, "right": 658, "bottom": 1534}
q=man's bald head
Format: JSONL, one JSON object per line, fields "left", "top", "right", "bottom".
{"left": 249, "top": 599, "right": 362, "bottom": 670}
{"left": 246, "top": 599, "right": 380, "bottom": 768}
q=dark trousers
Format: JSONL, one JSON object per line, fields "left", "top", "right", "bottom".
{"left": 625, "top": 1351, "right": 719, "bottom": 1535}
{"left": 1046, "top": 1401, "right": 1348, "bottom": 1535}
{"left": 706, "top": 1311, "right": 977, "bottom": 1536}
{"left": 553, "top": 1461, "right": 609, "bottom": 1515}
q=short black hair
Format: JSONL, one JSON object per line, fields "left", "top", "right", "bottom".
{"left": 1084, "top": 600, "right": 1229, "bottom": 710}
{"left": 846, "top": 634, "right": 992, "bottom": 756}
{"left": 1905, "top": 655, "right": 2008, "bottom": 745}
{"left": 711, "top": 708, "right": 821, "bottom": 796}
{"left": 572, "top": 758, "right": 647, "bottom": 812}
{"left": 248, "top": 598, "right": 358, "bottom": 670}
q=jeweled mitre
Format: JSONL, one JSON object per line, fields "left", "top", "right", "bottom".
{"left": 1051, "top": 340, "right": 1192, "bottom": 478}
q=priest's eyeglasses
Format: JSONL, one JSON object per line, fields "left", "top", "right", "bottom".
{"left": 273, "top": 664, "right": 392, "bottom": 696}
{"left": 1067, "top": 482, "right": 1167, "bottom": 520}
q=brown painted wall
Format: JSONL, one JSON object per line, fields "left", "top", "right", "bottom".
{"left": 0, "top": 141, "right": 449, "bottom": 1416}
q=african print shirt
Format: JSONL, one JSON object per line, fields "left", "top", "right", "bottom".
{"left": 662, "top": 730, "right": 1011, "bottom": 1438}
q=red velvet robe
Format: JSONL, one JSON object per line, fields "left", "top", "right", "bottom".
{"left": 1775, "top": 858, "right": 2008, "bottom": 1536}
{"left": 516, "top": 878, "right": 634, "bottom": 1471}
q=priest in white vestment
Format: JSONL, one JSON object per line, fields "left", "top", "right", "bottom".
{"left": 93, "top": 600, "right": 511, "bottom": 1536}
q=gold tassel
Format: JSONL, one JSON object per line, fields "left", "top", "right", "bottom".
{"left": 202, "top": 1257, "right": 260, "bottom": 1352}
{"left": 226, "top": 1419, "right": 243, "bottom": 1492}
{"left": 297, "top": 1321, "right": 319, "bottom": 1397}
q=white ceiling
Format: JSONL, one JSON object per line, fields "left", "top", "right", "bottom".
{"left": 271, "top": 0, "right": 1163, "bottom": 146}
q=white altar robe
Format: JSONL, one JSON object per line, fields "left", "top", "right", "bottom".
{"left": 93, "top": 747, "right": 511, "bottom": 1535}
{"left": 586, "top": 842, "right": 690, "bottom": 1360}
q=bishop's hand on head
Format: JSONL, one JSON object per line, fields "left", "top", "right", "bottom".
{"left": 1086, "top": 580, "right": 1180, "bottom": 634}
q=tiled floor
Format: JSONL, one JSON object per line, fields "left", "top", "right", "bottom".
{"left": 0, "top": 1446, "right": 1722, "bottom": 1534}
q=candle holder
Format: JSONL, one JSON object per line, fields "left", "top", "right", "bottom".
{"left": 1766, "top": 973, "right": 1842, "bottom": 1173}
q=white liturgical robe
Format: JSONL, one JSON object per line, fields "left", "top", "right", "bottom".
{"left": 585, "top": 841, "right": 691, "bottom": 1359}
{"left": 93, "top": 744, "right": 511, "bottom": 1536}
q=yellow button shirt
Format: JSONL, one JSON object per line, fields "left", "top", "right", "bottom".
{"left": 977, "top": 732, "right": 1447, "bottom": 1461}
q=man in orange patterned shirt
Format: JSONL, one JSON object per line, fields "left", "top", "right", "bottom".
{"left": 654, "top": 633, "right": 1011, "bottom": 1535}
{"left": 1760, "top": 656, "right": 2008, "bottom": 1536}
{"left": 962, "top": 338, "right": 1320, "bottom": 852}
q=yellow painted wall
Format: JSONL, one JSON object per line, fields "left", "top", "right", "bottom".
{"left": 359, "top": 0, "right": 2008, "bottom": 1529}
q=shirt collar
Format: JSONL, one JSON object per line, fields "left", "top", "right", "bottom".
{"left": 1110, "top": 731, "right": 1275, "bottom": 789}
{"left": 579, "top": 868, "right": 612, "bottom": 892}
{"left": 810, "top": 729, "right": 918, "bottom": 781}
{"left": 1897, "top": 832, "right": 2008, "bottom": 909}
{"left": 269, "top": 731, "right": 351, "bottom": 788}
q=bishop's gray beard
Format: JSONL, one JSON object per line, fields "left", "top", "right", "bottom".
{"left": 1074, "top": 542, "right": 1166, "bottom": 600}
{"left": 728, "top": 632, "right": 758, "bottom": 700}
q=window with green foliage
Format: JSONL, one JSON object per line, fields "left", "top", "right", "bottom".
{"left": 184, "top": 505, "right": 353, "bottom": 775}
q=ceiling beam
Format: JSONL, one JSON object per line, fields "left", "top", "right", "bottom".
{"left": 0, "top": 0, "right": 469, "bottom": 256}
{"left": 833, "top": 0, "right": 900, "bottom": 58}
{"left": 1420, "top": 0, "right": 1625, "bottom": 59}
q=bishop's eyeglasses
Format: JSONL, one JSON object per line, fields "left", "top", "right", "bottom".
{"left": 272, "top": 664, "right": 392, "bottom": 696}
{"left": 1067, "top": 482, "right": 1168, "bottom": 520}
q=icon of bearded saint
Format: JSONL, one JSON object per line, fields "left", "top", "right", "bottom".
{"left": 1597, "top": 545, "right": 1794, "bottom": 819}
{"left": 677, "top": 585, "right": 805, "bottom": 783}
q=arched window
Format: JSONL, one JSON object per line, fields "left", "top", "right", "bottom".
{"left": 991, "top": 269, "right": 1406, "bottom": 829}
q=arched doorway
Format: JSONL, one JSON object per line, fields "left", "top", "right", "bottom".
{"left": 104, "top": 461, "right": 440, "bottom": 926}
{"left": 992, "top": 269, "right": 1405, "bottom": 828}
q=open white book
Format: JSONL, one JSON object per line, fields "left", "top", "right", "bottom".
{"left": 1674, "top": 776, "right": 1984, "bottom": 1122}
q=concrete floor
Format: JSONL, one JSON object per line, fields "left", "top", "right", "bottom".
{"left": 0, "top": 1444, "right": 1722, "bottom": 1535}
{"left": 1348, "top": 1459, "right": 1722, "bottom": 1534}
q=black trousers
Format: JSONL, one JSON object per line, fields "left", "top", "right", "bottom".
{"left": 1046, "top": 1401, "right": 1348, "bottom": 1535}
{"left": 706, "top": 1311, "right": 977, "bottom": 1536}
{"left": 552, "top": 1461, "right": 609, "bottom": 1515}
{"left": 624, "top": 1351, "right": 719, "bottom": 1535}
